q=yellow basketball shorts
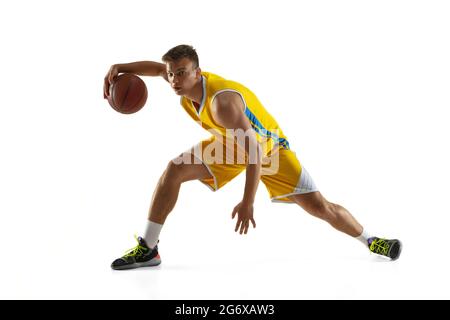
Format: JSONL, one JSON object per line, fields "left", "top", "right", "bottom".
{"left": 186, "top": 136, "right": 318, "bottom": 203}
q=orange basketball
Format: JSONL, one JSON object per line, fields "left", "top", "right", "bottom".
{"left": 107, "top": 74, "right": 148, "bottom": 114}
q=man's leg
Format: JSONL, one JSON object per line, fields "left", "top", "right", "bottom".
{"left": 148, "top": 153, "right": 213, "bottom": 224}
{"left": 289, "top": 191, "right": 402, "bottom": 260}
{"left": 289, "top": 191, "right": 363, "bottom": 237}
{"left": 111, "top": 153, "right": 213, "bottom": 270}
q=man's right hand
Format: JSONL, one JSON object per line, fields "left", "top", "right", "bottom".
{"left": 103, "top": 64, "right": 119, "bottom": 99}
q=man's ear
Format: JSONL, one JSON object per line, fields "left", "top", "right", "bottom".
{"left": 195, "top": 67, "right": 202, "bottom": 78}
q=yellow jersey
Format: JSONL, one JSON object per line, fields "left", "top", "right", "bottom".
{"left": 180, "top": 72, "right": 290, "bottom": 155}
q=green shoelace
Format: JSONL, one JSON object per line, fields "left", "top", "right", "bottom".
{"left": 370, "top": 238, "right": 389, "bottom": 255}
{"left": 124, "top": 235, "right": 147, "bottom": 258}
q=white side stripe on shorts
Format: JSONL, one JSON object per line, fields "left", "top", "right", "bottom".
{"left": 295, "top": 166, "right": 317, "bottom": 193}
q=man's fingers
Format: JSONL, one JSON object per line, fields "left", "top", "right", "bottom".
{"left": 235, "top": 219, "right": 240, "bottom": 232}
{"left": 232, "top": 207, "right": 238, "bottom": 219}
{"left": 104, "top": 76, "right": 111, "bottom": 98}
{"left": 239, "top": 220, "right": 246, "bottom": 234}
{"left": 251, "top": 218, "right": 256, "bottom": 228}
{"left": 108, "top": 71, "right": 118, "bottom": 85}
{"left": 244, "top": 221, "right": 249, "bottom": 234}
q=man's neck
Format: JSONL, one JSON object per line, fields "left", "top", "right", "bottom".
{"left": 184, "top": 77, "right": 203, "bottom": 105}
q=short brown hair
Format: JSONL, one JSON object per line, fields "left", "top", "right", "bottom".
{"left": 162, "top": 45, "right": 199, "bottom": 68}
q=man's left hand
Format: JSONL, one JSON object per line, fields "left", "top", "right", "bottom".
{"left": 231, "top": 201, "right": 256, "bottom": 235}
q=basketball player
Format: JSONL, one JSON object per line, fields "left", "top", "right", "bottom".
{"left": 103, "top": 45, "right": 402, "bottom": 270}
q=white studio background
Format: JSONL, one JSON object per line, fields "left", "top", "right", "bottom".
{"left": 0, "top": 0, "right": 449, "bottom": 299}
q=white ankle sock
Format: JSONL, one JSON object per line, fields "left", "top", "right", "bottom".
{"left": 143, "top": 221, "right": 163, "bottom": 249}
{"left": 356, "top": 228, "right": 373, "bottom": 246}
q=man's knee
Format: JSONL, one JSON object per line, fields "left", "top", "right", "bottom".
{"left": 310, "top": 200, "right": 337, "bottom": 222}
{"left": 163, "top": 158, "right": 209, "bottom": 184}
{"left": 163, "top": 160, "right": 185, "bottom": 184}
{"left": 321, "top": 202, "right": 338, "bottom": 222}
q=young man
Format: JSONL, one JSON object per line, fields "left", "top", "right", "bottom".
{"left": 103, "top": 45, "right": 402, "bottom": 270}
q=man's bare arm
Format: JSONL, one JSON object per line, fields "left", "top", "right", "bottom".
{"left": 104, "top": 61, "right": 168, "bottom": 98}
{"left": 212, "top": 92, "right": 262, "bottom": 234}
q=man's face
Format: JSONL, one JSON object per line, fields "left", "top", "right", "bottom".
{"left": 166, "top": 58, "right": 200, "bottom": 95}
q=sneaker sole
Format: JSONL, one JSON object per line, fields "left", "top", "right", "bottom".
{"left": 111, "top": 258, "right": 161, "bottom": 270}
{"left": 390, "top": 240, "right": 402, "bottom": 261}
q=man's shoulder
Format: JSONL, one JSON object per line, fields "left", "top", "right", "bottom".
{"left": 204, "top": 72, "right": 241, "bottom": 93}
{"left": 202, "top": 71, "right": 225, "bottom": 81}
{"left": 213, "top": 91, "right": 241, "bottom": 104}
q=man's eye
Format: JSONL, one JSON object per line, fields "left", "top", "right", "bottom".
{"left": 178, "top": 71, "right": 185, "bottom": 76}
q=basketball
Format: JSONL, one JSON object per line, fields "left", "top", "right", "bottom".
{"left": 107, "top": 73, "right": 148, "bottom": 114}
